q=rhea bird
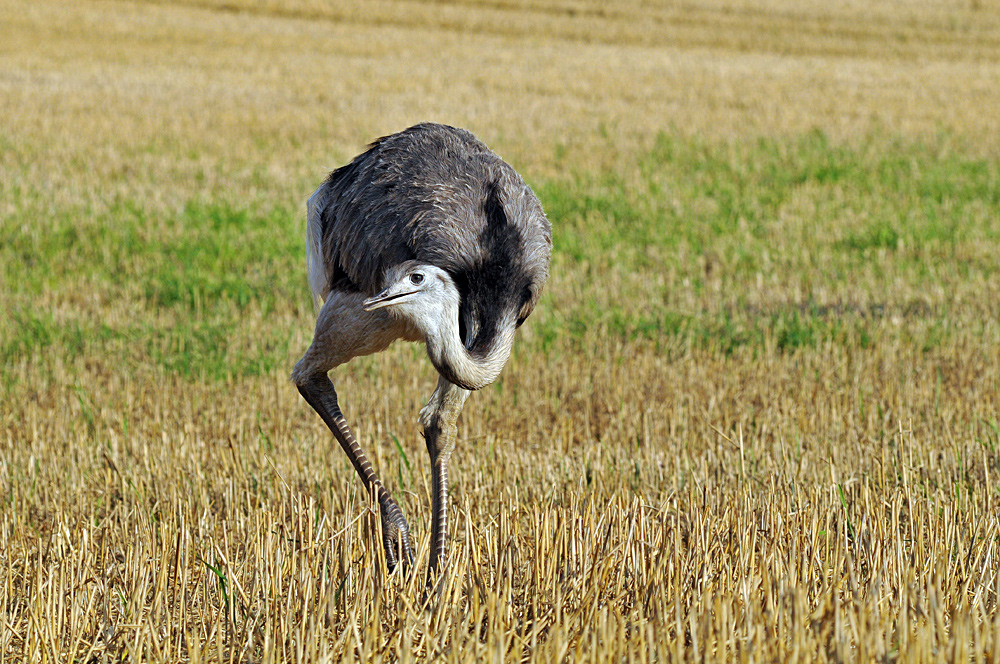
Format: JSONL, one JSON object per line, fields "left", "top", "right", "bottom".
{"left": 291, "top": 123, "right": 551, "bottom": 577}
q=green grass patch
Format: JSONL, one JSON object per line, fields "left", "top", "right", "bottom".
{"left": 0, "top": 195, "right": 305, "bottom": 384}
{"left": 529, "top": 130, "right": 999, "bottom": 355}
{"left": 2, "top": 130, "right": 999, "bottom": 383}
{"left": 142, "top": 200, "right": 302, "bottom": 313}
{"left": 540, "top": 129, "right": 999, "bottom": 270}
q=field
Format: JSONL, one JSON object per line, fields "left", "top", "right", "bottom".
{"left": 3, "top": 0, "right": 1000, "bottom": 661}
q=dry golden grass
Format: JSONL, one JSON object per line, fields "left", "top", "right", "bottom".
{"left": 4, "top": 0, "right": 1000, "bottom": 186}
{"left": 2, "top": 0, "right": 1000, "bottom": 661}
{"left": 5, "top": 342, "right": 1000, "bottom": 661}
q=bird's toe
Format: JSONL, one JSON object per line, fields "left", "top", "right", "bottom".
{"left": 379, "top": 499, "right": 414, "bottom": 573}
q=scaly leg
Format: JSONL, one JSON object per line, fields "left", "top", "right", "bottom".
{"left": 292, "top": 291, "right": 416, "bottom": 572}
{"left": 297, "top": 373, "right": 413, "bottom": 571}
{"left": 419, "top": 377, "right": 470, "bottom": 586}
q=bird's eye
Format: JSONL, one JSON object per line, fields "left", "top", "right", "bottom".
{"left": 410, "top": 273, "right": 424, "bottom": 285}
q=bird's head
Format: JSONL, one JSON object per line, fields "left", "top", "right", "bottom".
{"left": 362, "top": 262, "right": 456, "bottom": 318}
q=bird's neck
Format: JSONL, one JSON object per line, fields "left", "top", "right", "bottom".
{"left": 422, "top": 292, "right": 515, "bottom": 391}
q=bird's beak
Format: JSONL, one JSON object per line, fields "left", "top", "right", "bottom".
{"left": 363, "top": 286, "right": 414, "bottom": 312}
{"left": 362, "top": 290, "right": 391, "bottom": 312}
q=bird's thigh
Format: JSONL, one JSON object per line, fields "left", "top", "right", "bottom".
{"left": 300, "top": 292, "right": 406, "bottom": 372}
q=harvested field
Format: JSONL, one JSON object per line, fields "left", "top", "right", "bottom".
{"left": 1, "top": 0, "right": 999, "bottom": 661}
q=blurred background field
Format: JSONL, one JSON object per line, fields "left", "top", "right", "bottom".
{"left": 2, "top": 0, "right": 1000, "bottom": 661}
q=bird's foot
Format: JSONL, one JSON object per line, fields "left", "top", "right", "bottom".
{"left": 423, "top": 561, "right": 448, "bottom": 605}
{"left": 379, "top": 494, "right": 414, "bottom": 573}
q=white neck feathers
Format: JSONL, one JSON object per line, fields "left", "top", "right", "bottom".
{"left": 421, "top": 286, "right": 515, "bottom": 391}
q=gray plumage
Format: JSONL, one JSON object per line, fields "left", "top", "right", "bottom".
{"left": 292, "top": 123, "right": 551, "bottom": 585}
{"left": 310, "top": 124, "right": 550, "bottom": 355}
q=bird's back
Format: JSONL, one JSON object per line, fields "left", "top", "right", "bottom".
{"left": 314, "top": 123, "right": 551, "bottom": 354}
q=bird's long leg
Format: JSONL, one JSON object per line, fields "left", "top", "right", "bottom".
{"left": 419, "top": 377, "right": 470, "bottom": 587}
{"left": 292, "top": 292, "right": 415, "bottom": 572}
{"left": 297, "top": 374, "right": 414, "bottom": 571}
